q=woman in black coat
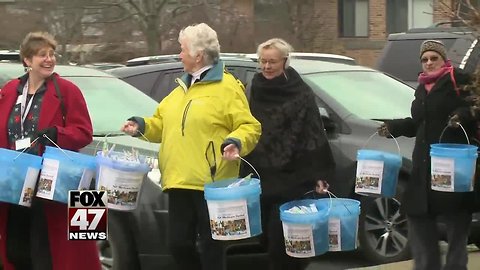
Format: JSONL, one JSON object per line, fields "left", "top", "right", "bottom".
{"left": 379, "top": 40, "right": 477, "bottom": 270}
{"left": 240, "top": 38, "right": 335, "bottom": 270}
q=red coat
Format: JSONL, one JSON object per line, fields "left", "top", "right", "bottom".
{"left": 0, "top": 73, "right": 100, "bottom": 270}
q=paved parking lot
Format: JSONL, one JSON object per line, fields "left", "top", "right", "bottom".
{"left": 346, "top": 244, "right": 480, "bottom": 270}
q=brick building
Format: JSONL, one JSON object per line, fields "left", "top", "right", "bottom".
{"left": 253, "top": 0, "right": 461, "bottom": 67}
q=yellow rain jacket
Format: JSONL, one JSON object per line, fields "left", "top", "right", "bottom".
{"left": 141, "top": 61, "right": 261, "bottom": 191}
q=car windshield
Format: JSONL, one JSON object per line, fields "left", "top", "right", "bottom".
{"left": 304, "top": 70, "right": 414, "bottom": 119}
{"left": 64, "top": 76, "right": 157, "bottom": 135}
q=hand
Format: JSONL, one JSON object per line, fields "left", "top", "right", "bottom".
{"left": 121, "top": 120, "right": 139, "bottom": 136}
{"left": 315, "top": 180, "right": 329, "bottom": 194}
{"left": 222, "top": 144, "right": 240, "bottom": 161}
{"left": 34, "top": 127, "right": 57, "bottom": 146}
{"left": 448, "top": 114, "right": 460, "bottom": 128}
{"left": 377, "top": 123, "right": 390, "bottom": 137}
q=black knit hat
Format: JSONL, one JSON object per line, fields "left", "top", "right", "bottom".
{"left": 420, "top": 40, "right": 447, "bottom": 61}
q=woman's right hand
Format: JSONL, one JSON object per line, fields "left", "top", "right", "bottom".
{"left": 121, "top": 120, "right": 139, "bottom": 136}
{"left": 377, "top": 122, "right": 391, "bottom": 137}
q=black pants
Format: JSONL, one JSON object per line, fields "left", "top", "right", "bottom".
{"left": 6, "top": 200, "right": 52, "bottom": 270}
{"left": 167, "top": 189, "right": 225, "bottom": 270}
{"left": 408, "top": 212, "right": 471, "bottom": 270}
{"left": 261, "top": 197, "right": 308, "bottom": 270}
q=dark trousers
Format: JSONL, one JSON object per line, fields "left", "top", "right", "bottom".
{"left": 168, "top": 189, "right": 225, "bottom": 270}
{"left": 261, "top": 198, "right": 308, "bottom": 270}
{"left": 408, "top": 212, "right": 472, "bottom": 270}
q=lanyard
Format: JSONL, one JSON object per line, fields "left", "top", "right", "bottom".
{"left": 20, "top": 81, "right": 35, "bottom": 136}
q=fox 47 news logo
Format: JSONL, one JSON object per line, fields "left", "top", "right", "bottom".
{"left": 68, "top": 190, "right": 108, "bottom": 240}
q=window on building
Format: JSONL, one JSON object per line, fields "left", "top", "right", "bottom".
{"left": 339, "top": 0, "right": 369, "bottom": 37}
{"left": 387, "top": 0, "right": 433, "bottom": 34}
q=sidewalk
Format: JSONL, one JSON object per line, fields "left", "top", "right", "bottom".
{"left": 348, "top": 244, "right": 480, "bottom": 270}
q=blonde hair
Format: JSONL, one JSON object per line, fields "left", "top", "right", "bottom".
{"left": 256, "top": 38, "right": 293, "bottom": 68}
{"left": 178, "top": 23, "right": 220, "bottom": 65}
{"left": 20, "top": 32, "right": 57, "bottom": 67}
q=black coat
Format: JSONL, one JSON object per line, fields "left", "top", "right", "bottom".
{"left": 387, "top": 69, "right": 477, "bottom": 216}
{"left": 240, "top": 68, "right": 335, "bottom": 202}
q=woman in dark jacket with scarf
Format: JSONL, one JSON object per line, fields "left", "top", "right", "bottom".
{"left": 240, "top": 38, "right": 335, "bottom": 270}
{"left": 378, "top": 40, "right": 477, "bottom": 270}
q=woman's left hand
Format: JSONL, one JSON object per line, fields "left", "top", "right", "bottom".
{"left": 315, "top": 180, "right": 329, "bottom": 194}
{"left": 223, "top": 144, "right": 240, "bottom": 161}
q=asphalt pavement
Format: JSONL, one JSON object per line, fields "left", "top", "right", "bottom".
{"left": 343, "top": 244, "right": 480, "bottom": 270}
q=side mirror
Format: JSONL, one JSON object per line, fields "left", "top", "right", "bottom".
{"left": 319, "top": 107, "right": 336, "bottom": 134}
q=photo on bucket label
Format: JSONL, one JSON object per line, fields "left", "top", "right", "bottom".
{"left": 431, "top": 157, "right": 455, "bottom": 192}
{"left": 207, "top": 200, "right": 251, "bottom": 240}
{"left": 282, "top": 223, "right": 315, "bottom": 258}
{"left": 355, "top": 160, "right": 384, "bottom": 194}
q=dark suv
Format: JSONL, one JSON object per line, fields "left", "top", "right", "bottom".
{"left": 376, "top": 25, "right": 480, "bottom": 87}
{"left": 104, "top": 55, "right": 427, "bottom": 269}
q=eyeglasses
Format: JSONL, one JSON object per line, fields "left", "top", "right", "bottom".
{"left": 420, "top": 56, "right": 439, "bottom": 63}
{"left": 259, "top": 58, "right": 284, "bottom": 65}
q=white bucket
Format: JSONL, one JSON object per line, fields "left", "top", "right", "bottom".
{"left": 96, "top": 151, "right": 151, "bottom": 211}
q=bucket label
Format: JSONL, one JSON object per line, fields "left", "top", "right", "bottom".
{"left": 328, "top": 218, "right": 342, "bottom": 251}
{"left": 282, "top": 223, "right": 315, "bottom": 258}
{"left": 355, "top": 160, "right": 384, "bottom": 194}
{"left": 97, "top": 166, "right": 144, "bottom": 210}
{"left": 37, "top": 158, "right": 60, "bottom": 200}
{"left": 431, "top": 157, "right": 455, "bottom": 192}
{"left": 207, "top": 199, "right": 250, "bottom": 240}
{"left": 18, "top": 168, "right": 39, "bottom": 207}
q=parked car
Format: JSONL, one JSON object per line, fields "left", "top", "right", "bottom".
{"left": 376, "top": 25, "right": 480, "bottom": 87}
{"left": 109, "top": 56, "right": 259, "bottom": 102}
{"left": 0, "top": 50, "right": 20, "bottom": 63}
{"left": 108, "top": 56, "right": 423, "bottom": 267}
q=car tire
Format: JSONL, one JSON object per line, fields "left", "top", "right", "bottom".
{"left": 358, "top": 196, "right": 411, "bottom": 264}
{"left": 99, "top": 211, "right": 141, "bottom": 270}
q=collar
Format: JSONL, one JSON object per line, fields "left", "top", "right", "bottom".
{"left": 177, "top": 60, "right": 225, "bottom": 91}
{"left": 16, "top": 73, "right": 48, "bottom": 95}
{"left": 190, "top": 65, "right": 213, "bottom": 85}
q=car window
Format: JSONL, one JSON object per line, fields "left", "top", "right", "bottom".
{"left": 65, "top": 76, "right": 158, "bottom": 134}
{"left": 304, "top": 71, "right": 414, "bottom": 120}
{"left": 123, "top": 72, "right": 161, "bottom": 96}
{"left": 378, "top": 39, "right": 456, "bottom": 82}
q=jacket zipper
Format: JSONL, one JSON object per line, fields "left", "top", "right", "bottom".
{"left": 205, "top": 141, "right": 217, "bottom": 181}
{"left": 181, "top": 100, "right": 192, "bottom": 136}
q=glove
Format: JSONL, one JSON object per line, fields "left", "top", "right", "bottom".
{"left": 34, "top": 127, "right": 57, "bottom": 146}
{"left": 448, "top": 114, "right": 461, "bottom": 128}
{"left": 377, "top": 123, "right": 391, "bottom": 137}
{"left": 315, "top": 180, "right": 330, "bottom": 194}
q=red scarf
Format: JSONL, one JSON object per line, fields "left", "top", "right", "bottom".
{"left": 418, "top": 61, "right": 453, "bottom": 92}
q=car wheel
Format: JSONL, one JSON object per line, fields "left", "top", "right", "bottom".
{"left": 358, "top": 196, "right": 411, "bottom": 264}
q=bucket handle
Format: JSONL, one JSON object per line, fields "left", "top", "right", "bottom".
{"left": 13, "top": 136, "right": 41, "bottom": 160}
{"left": 438, "top": 123, "right": 470, "bottom": 145}
{"left": 362, "top": 131, "right": 401, "bottom": 156}
{"left": 232, "top": 155, "right": 261, "bottom": 186}
{"left": 42, "top": 134, "right": 73, "bottom": 160}
{"left": 302, "top": 189, "right": 351, "bottom": 215}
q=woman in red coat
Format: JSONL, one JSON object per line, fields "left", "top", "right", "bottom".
{"left": 0, "top": 32, "right": 100, "bottom": 270}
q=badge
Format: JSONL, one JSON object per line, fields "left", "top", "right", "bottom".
{"left": 15, "top": 137, "right": 31, "bottom": 150}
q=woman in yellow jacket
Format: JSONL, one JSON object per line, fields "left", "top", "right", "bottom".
{"left": 122, "top": 23, "right": 261, "bottom": 270}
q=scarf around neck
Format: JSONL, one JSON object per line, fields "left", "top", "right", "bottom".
{"left": 418, "top": 60, "right": 453, "bottom": 85}
{"left": 247, "top": 67, "right": 333, "bottom": 169}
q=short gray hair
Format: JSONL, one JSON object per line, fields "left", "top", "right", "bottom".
{"left": 178, "top": 23, "right": 220, "bottom": 65}
{"left": 256, "top": 38, "right": 293, "bottom": 68}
